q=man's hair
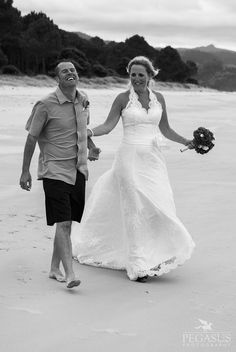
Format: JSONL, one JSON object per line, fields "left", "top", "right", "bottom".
{"left": 54, "top": 60, "right": 74, "bottom": 77}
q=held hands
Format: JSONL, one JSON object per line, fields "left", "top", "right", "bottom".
{"left": 20, "top": 171, "right": 32, "bottom": 191}
{"left": 87, "top": 132, "right": 101, "bottom": 161}
{"left": 88, "top": 147, "right": 101, "bottom": 161}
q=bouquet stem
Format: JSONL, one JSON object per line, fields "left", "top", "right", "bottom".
{"left": 180, "top": 146, "right": 189, "bottom": 152}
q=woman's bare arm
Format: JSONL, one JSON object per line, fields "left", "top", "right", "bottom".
{"left": 156, "top": 92, "right": 191, "bottom": 146}
{"left": 87, "top": 92, "right": 128, "bottom": 137}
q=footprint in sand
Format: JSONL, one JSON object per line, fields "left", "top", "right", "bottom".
{"left": 7, "top": 306, "right": 42, "bottom": 315}
{"left": 92, "top": 328, "right": 137, "bottom": 337}
{"left": 0, "top": 247, "right": 10, "bottom": 252}
{"left": 26, "top": 214, "right": 43, "bottom": 220}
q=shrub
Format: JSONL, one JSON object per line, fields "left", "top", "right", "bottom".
{"left": 92, "top": 64, "right": 108, "bottom": 77}
{"left": 2, "top": 64, "right": 21, "bottom": 75}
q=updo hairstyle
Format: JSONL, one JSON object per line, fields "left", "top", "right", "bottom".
{"left": 127, "top": 56, "right": 159, "bottom": 78}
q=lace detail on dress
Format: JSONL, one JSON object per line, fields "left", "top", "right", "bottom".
{"left": 125, "top": 86, "right": 158, "bottom": 112}
{"left": 76, "top": 248, "right": 195, "bottom": 281}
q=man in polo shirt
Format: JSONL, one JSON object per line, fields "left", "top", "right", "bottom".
{"left": 19, "top": 61, "right": 98, "bottom": 289}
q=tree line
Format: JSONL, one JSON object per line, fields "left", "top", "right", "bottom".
{"left": 0, "top": 0, "right": 198, "bottom": 83}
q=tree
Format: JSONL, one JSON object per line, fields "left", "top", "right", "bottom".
{"left": 0, "top": 0, "right": 22, "bottom": 38}
{"left": 92, "top": 63, "right": 108, "bottom": 77}
{"left": 22, "top": 14, "right": 62, "bottom": 73}
{"left": 0, "top": 47, "right": 8, "bottom": 67}
{"left": 116, "top": 57, "right": 130, "bottom": 76}
{"left": 155, "top": 46, "right": 193, "bottom": 82}
{"left": 59, "top": 47, "right": 91, "bottom": 76}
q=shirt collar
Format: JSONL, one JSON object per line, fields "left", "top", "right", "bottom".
{"left": 55, "top": 87, "right": 80, "bottom": 104}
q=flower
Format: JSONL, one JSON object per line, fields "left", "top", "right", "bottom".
{"left": 192, "top": 127, "right": 215, "bottom": 154}
{"left": 82, "top": 99, "right": 89, "bottom": 111}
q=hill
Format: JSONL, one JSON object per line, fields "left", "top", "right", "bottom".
{"left": 177, "top": 45, "right": 236, "bottom": 91}
{"left": 74, "top": 31, "right": 93, "bottom": 40}
{"left": 178, "top": 44, "right": 236, "bottom": 66}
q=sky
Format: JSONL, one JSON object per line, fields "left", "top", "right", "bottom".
{"left": 13, "top": 0, "right": 236, "bottom": 51}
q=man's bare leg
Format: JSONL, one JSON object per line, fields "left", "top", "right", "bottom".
{"left": 49, "top": 236, "right": 65, "bottom": 282}
{"left": 52, "top": 221, "right": 80, "bottom": 288}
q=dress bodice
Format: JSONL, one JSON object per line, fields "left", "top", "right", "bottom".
{"left": 121, "top": 87, "right": 163, "bottom": 145}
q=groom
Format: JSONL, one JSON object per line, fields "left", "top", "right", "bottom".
{"left": 19, "top": 61, "right": 100, "bottom": 289}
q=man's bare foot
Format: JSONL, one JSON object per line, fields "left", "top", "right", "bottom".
{"left": 66, "top": 278, "right": 81, "bottom": 289}
{"left": 49, "top": 270, "right": 66, "bottom": 282}
{"left": 136, "top": 275, "right": 148, "bottom": 283}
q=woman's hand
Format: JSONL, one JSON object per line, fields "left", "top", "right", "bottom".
{"left": 185, "top": 139, "right": 195, "bottom": 149}
{"left": 87, "top": 128, "right": 93, "bottom": 137}
{"left": 180, "top": 139, "right": 195, "bottom": 152}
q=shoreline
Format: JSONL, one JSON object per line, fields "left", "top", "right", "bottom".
{"left": 0, "top": 74, "right": 218, "bottom": 92}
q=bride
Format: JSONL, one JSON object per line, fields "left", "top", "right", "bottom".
{"left": 71, "top": 56, "right": 195, "bottom": 282}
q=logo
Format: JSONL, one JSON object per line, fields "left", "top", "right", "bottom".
{"left": 183, "top": 319, "right": 231, "bottom": 348}
{"left": 195, "top": 319, "right": 213, "bottom": 331}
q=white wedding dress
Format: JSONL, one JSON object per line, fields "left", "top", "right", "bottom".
{"left": 72, "top": 87, "right": 195, "bottom": 280}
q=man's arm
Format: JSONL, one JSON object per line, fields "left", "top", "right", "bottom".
{"left": 20, "top": 102, "right": 48, "bottom": 190}
{"left": 19, "top": 134, "right": 37, "bottom": 191}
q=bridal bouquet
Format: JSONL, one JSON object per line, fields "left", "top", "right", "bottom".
{"left": 181, "top": 127, "right": 215, "bottom": 154}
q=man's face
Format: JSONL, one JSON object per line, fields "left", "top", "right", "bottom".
{"left": 57, "top": 62, "right": 79, "bottom": 88}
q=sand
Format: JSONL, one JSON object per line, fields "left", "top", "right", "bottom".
{"left": 0, "top": 82, "right": 235, "bottom": 351}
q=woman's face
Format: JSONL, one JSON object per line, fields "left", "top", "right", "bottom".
{"left": 130, "top": 64, "right": 150, "bottom": 92}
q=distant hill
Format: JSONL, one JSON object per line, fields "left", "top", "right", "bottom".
{"left": 178, "top": 44, "right": 236, "bottom": 66}
{"left": 75, "top": 31, "right": 111, "bottom": 44}
{"left": 177, "top": 45, "right": 236, "bottom": 91}
{"left": 75, "top": 31, "right": 93, "bottom": 40}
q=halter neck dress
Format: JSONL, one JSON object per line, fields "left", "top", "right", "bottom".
{"left": 71, "top": 87, "right": 195, "bottom": 280}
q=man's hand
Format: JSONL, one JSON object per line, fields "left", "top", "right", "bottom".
{"left": 88, "top": 147, "right": 101, "bottom": 161}
{"left": 20, "top": 171, "right": 32, "bottom": 191}
{"left": 77, "top": 164, "right": 89, "bottom": 180}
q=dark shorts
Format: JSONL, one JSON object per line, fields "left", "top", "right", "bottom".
{"left": 42, "top": 172, "right": 85, "bottom": 226}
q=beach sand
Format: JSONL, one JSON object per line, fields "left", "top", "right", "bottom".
{"left": 0, "top": 83, "right": 235, "bottom": 351}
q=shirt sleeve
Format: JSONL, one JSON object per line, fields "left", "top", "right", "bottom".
{"left": 25, "top": 101, "right": 48, "bottom": 137}
{"left": 79, "top": 90, "right": 90, "bottom": 124}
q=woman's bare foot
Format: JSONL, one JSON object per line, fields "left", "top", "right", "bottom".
{"left": 49, "top": 270, "right": 66, "bottom": 282}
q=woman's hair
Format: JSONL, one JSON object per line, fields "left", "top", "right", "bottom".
{"left": 127, "top": 56, "right": 159, "bottom": 77}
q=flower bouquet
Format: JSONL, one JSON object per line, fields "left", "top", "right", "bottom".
{"left": 181, "top": 127, "right": 215, "bottom": 154}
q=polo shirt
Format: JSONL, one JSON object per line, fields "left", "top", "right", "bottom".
{"left": 25, "top": 87, "right": 89, "bottom": 185}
